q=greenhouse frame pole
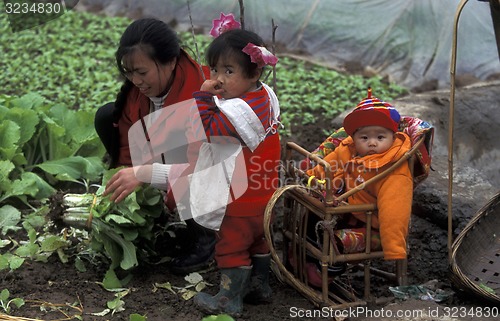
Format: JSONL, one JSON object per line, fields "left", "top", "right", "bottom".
{"left": 448, "top": 0, "right": 470, "bottom": 262}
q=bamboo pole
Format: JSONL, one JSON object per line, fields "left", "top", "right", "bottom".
{"left": 449, "top": 0, "right": 470, "bottom": 262}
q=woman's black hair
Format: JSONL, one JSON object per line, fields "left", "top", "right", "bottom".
{"left": 205, "top": 28, "right": 265, "bottom": 79}
{"left": 113, "top": 18, "right": 181, "bottom": 123}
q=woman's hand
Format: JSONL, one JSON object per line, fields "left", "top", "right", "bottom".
{"left": 103, "top": 167, "right": 144, "bottom": 203}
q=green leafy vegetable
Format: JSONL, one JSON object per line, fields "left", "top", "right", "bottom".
{"left": 0, "top": 289, "right": 25, "bottom": 314}
{"left": 0, "top": 205, "right": 22, "bottom": 235}
{"left": 0, "top": 92, "right": 106, "bottom": 205}
{"left": 62, "top": 168, "right": 165, "bottom": 285}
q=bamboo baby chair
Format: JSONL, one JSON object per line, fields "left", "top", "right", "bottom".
{"left": 263, "top": 116, "right": 434, "bottom": 309}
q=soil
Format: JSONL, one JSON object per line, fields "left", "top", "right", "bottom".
{"left": 1, "top": 120, "right": 498, "bottom": 321}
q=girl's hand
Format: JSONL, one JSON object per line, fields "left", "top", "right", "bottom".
{"left": 103, "top": 167, "right": 144, "bottom": 203}
{"left": 201, "top": 79, "right": 224, "bottom": 95}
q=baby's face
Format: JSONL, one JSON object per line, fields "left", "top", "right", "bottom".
{"left": 352, "top": 126, "right": 395, "bottom": 157}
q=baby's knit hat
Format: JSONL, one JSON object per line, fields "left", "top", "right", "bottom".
{"left": 343, "top": 88, "right": 400, "bottom": 136}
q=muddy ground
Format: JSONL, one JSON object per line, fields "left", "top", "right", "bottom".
{"left": 0, "top": 180, "right": 493, "bottom": 321}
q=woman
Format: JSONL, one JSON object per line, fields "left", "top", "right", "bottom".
{"left": 94, "top": 17, "right": 215, "bottom": 275}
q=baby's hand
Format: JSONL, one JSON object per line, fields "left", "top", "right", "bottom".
{"left": 201, "top": 79, "right": 224, "bottom": 95}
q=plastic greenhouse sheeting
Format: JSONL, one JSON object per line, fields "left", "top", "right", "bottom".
{"left": 86, "top": 0, "right": 500, "bottom": 89}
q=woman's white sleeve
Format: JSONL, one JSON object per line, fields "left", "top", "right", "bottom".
{"left": 151, "top": 163, "right": 171, "bottom": 190}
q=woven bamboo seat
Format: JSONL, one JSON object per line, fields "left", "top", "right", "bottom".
{"left": 264, "top": 117, "right": 434, "bottom": 309}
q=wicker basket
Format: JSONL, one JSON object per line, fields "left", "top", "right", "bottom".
{"left": 450, "top": 191, "right": 500, "bottom": 303}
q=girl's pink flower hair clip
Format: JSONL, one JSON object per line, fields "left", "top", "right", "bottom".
{"left": 210, "top": 12, "right": 241, "bottom": 38}
{"left": 242, "top": 43, "right": 278, "bottom": 68}
{"left": 209, "top": 12, "right": 278, "bottom": 67}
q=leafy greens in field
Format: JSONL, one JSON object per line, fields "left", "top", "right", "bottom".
{"left": 0, "top": 93, "right": 106, "bottom": 206}
{"left": 0, "top": 206, "right": 69, "bottom": 273}
{"left": 0, "top": 10, "right": 407, "bottom": 138}
{"left": 0, "top": 10, "right": 131, "bottom": 111}
{"left": 62, "top": 168, "right": 166, "bottom": 288}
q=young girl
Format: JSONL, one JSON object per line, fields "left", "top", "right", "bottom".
{"left": 191, "top": 28, "right": 281, "bottom": 316}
